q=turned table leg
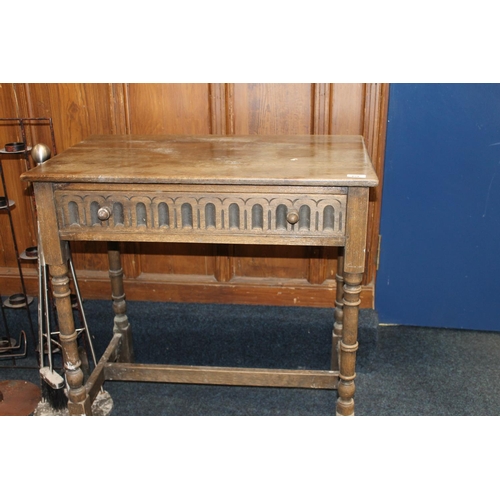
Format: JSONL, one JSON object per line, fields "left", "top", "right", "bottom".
{"left": 336, "top": 271, "right": 362, "bottom": 416}
{"left": 332, "top": 248, "right": 344, "bottom": 372}
{"left": 34, "top": 183, "right": 92, "bottom": 415}
{"left": 50, "top": 259, "right": 92, "bottom": 415}
{"left": 336, "top": 186, "right": 369, "bottom": 416}
{"left": 108, "top": 242, "right": 134, "bottom": 363}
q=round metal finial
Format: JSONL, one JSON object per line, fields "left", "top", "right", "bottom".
{"left": 31, "top": 143, "right": 52, "bottom": 165}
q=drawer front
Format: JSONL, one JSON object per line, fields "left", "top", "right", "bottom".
{"left": 54, "top": 189, "right": 347, "bottom": 246}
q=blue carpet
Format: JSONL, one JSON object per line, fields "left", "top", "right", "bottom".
{"left": 1, "top": 299, "right": 499, "bottom": 415}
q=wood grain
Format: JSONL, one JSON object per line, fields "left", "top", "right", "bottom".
{"left": 331, "top": 83, "right": 365, "bottom": 135}
{"left": 127, "top": 83, "right": 211, "bottom": 135}
{"left": 233, "top": 83, "right": 312, "bottom": 134}
{"left": 21, "top": 134, "right": 378, "bottom": 186}
{"left": 104, "top": 362, "right": 338, "bottom": 389}
{"left": 363, "top": 83, "right": 389, "bottom": 285}
{"left": 313, "top": 83, "right": 332, "bottom": 134}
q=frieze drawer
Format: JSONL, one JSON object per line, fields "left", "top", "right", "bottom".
{"left": 54, "top": 189, "right": 347, "bottom": 246}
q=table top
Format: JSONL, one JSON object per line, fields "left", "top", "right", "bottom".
{"left": 21, "top": 134, "right": 378, "bottom": 187}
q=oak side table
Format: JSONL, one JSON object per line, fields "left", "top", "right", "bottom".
{"left": 21, "top": 135, "right": 378, "bottom": 416}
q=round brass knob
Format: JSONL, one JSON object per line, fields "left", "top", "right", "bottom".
{"left": 286, "top": 209, "right": 299, "bottom": 224}
{"left": 31, "top": 143, "right": 52, "bottom": 165}
{"left": 97, "top": 206, "right": 112, "bottom": 221}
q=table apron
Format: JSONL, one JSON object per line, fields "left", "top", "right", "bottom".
{"left": 54, "top": 189, "right": 347, "bottom": 246}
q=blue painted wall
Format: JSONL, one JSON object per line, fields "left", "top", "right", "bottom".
{"left": 376, "top": 84, "right": 500, "bottom": 332}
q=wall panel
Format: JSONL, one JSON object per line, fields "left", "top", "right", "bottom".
{"left": 231, "top": 84, "right": 314, "bottom": 285}
{"left": 127, "top": 83, "right": 211, "bottom": 135}
{"left": 330, "top": 83, "right": 365, "bottom": 134}
{"left": 233, "top": 83, "right": 313, "bottom": 134}
{"left": 127, "top": 83, "right": 215, "bottom": 279}
{"left": 25, "top": 84, "right": 121, "bottom": 150}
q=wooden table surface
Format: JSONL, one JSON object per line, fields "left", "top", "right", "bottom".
{"left": 21, "top": 135, "right": 378, "bottom": 187}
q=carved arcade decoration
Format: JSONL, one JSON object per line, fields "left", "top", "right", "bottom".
{"left": 54, "top": 188, "right": 348, "bottom": 246}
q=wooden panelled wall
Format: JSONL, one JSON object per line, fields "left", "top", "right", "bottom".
{"left": 0, "top": 83, "right": 388, "bottom": 308}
